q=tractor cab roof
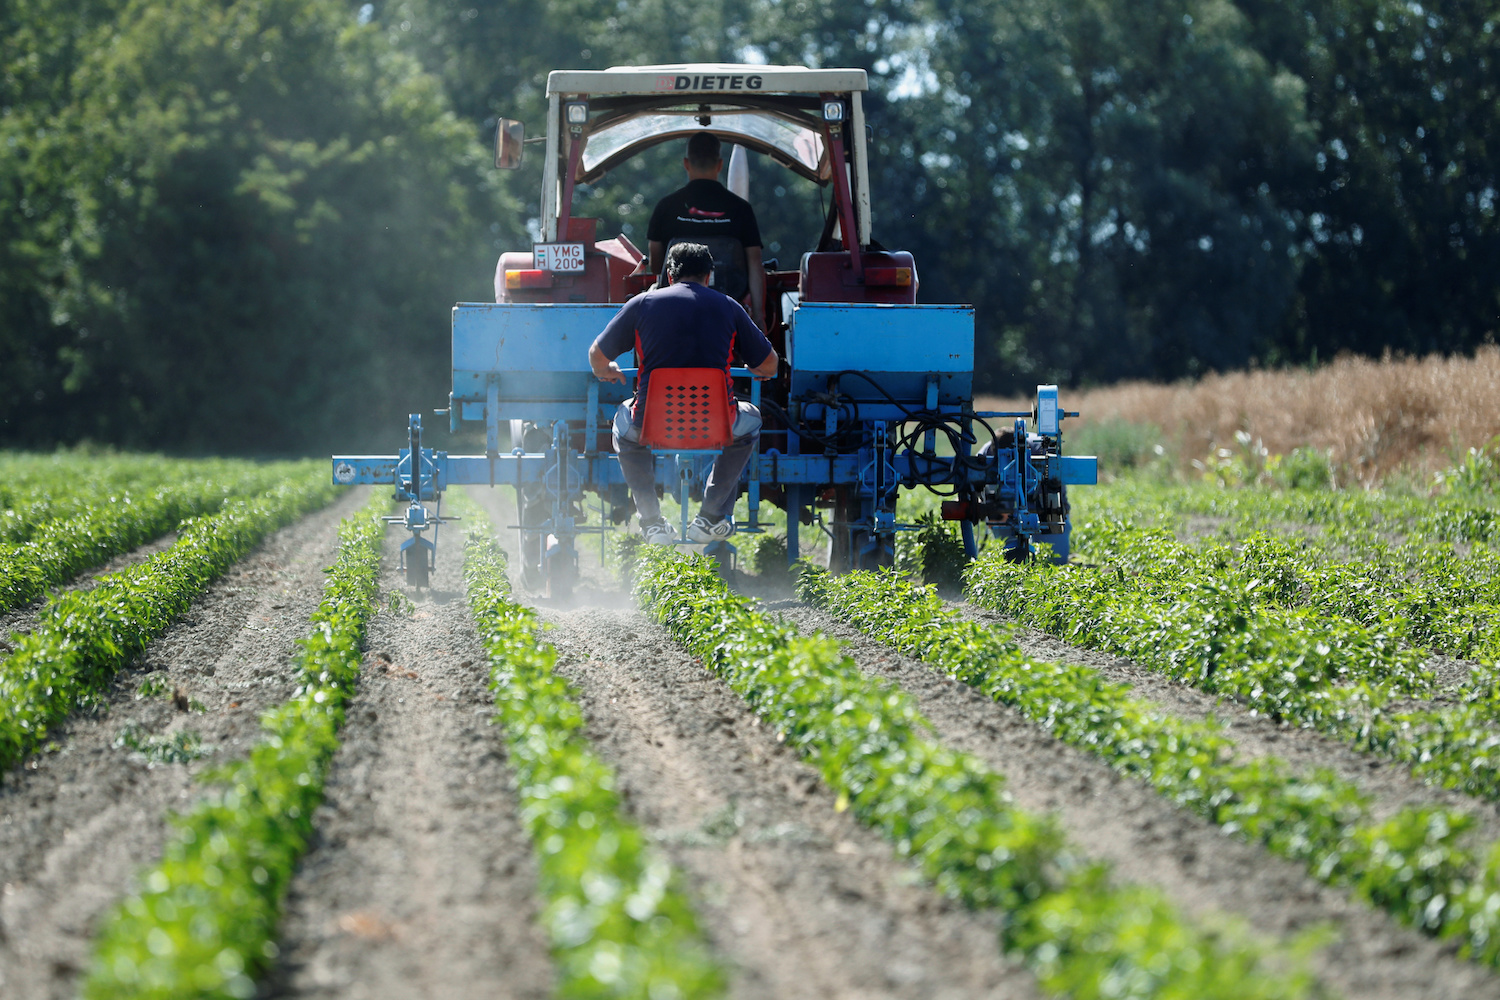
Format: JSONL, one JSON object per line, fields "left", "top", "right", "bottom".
{"left": 545, "top": 63, "right": 869, "bottom": 185}
{"left": 546, "top": 64, "right": 868, "bottom": 97}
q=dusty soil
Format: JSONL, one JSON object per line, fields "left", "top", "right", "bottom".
{"left": 266, "top": 521, "right": 553, "bottom": 999}
{"left": 544, "top": 608, "right": 1035, "bottom": 1000}
{"left": 0, "top": 488, "right": 369, "bottom": 1000}
{"left": 775, "top": 601, "right": 1500, "bottom": 1000}
{"left": 466, "top": 484, "right": 1042, "bottom": 1000}
{"left": 7, "top": 472, "right": 1499, "bottom": 1000}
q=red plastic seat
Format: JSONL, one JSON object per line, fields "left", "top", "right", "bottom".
{"left": 637, "top": 367, "right": 734, "bottom": 450}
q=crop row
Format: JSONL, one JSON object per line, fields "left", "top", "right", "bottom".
{"left": 1078, "top": 482, "right": 1500, "bottom": 660}
{"left": 1075, "top": 515, "right": 1500, "bottom": 664}
{"left": 1084, "top": 475, "right": 1500, "bottom": 549}
{"left": 1, "top": 459, "right": 171, "bottom": 543}
{"left": 982, "top": 518, "right": 1430, "bottom": 717}
{"left": 1072, "top": 508, "right": 1500, "bottom": 717}
{"left": 460, "top": 500, "right": 724, "bottom": 998}
{"left": 0, "top": 461, "right": 309, "bottom": 612}
{"left": 0, "top": 454, "right": 267, "bottom": 544}
{"left": 0, "top": 469, "right": 342, "bottom": 771}
{"left": 85, "top": 494, "right": 387, "bottom": 998}
{"left": 633, "top": 547, "right": 1314, "bottom": 1000}
{"left": 1080, "top": 477, "right": 1491, "bottom": 574}
{"left": 0, "top": 450, "right": 183, "bottom": 510}
{"left": 966, "top": 528, "right": 1500, "bottom": 804}
{"left": 1232, "top": 534, "right": 1500, "bottom": 660}
{"left": 797, "top": 566, "right": 1500, "bottom": 965}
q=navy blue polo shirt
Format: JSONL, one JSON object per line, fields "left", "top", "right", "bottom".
{"left": 594, "top": 280, "right": 773, "bottom": 426}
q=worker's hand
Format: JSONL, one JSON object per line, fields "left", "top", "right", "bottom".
{"left": 594, "top": 361, "right": 627, "bottom": 384}
{"left": 750, "top": 351, "right": 779, "bottom": 381}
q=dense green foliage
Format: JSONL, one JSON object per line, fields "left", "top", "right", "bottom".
{"left": 0, "top": 452, "right": 252, "bottom": 542}
{"left": 1, "top": 0, "right": 509, "bottom": 452}
{"left": 633, "top": 547, "right": 1314, "bottom": 999}
{"left": 4, "top": 0, "right": 1498, "bottom": 448}
{"left": 0, "top": 468, "right": 339, "bottom": 771}
{"left": 1234, "top": 0, "right": 1500, "bottom": 362}
{"left": 973, "top": 515, "right": 1426, "bottom": 720}
{"left": 799, "top": 565, "right": 1500, "bottom": 965}
{"left": 86, "top": 495, "right": 385, "bottom": 999}
{"left": 459, "top": 499, "right": 724, "bottom": 999}
{"left": 968, "top": 502, "right": 1500, "bottom": 805}
{"left": 1080, "top": 481, "right": 1500, "bottom": 661}
{"left": 0, "top": 459, "right": 302, "bottom": 611}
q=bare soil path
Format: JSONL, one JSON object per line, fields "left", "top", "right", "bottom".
{"left": 777, "top": 600, "right": 1500, "bottom": 1000}
{"left": 465, "top": 485, "right": 1042, "bottom": 1000}
{"left": 0, "top": 487, "right": 369, "bottom": 1000}
{"left": 266, "top": 519, "right": 553, "bottom": 1000}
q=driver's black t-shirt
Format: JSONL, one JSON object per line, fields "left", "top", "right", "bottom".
{"left": 646, "top": 178, "right": 762, "bottom": 249}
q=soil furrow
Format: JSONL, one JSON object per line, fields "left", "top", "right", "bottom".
{"left": 0, "top": 486, "right": 367, "bottom": 1000}
{"left": 775, "top": 600, "right": 1500, "bottom": 1000}
{"left": 266, "top": 523, "right": 552, "bottom": 1000}
{"left": 462, "top": 485, "right": 1039, "bottom": 999}
{"left": 541, "top": 607, "right": 1038, "bottom": 1000}
{"left": 1424, "top": 653, "right": 1484, "bottom": 694}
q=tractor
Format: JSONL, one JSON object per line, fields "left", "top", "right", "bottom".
{"left": 332, "top": 64, "right": 1097, "bottom": 593}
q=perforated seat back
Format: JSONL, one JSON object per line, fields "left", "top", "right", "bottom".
{"left": 637, "top": 367, "right": 735, "bottom": 450}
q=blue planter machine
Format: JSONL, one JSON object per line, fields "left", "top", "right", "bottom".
{"left": 332, "top": 297, "right": 1096, "bottom": 592}
{"left": 329, "top": 63, "right": 1097, "bottom": 592}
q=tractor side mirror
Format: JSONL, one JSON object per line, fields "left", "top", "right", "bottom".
{"left": 495, "top": 118, "right": 524, "bottom": 170}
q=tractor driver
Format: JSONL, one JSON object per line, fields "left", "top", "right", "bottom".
{"left": 642, "top": 132, "right": 767, "bottom": 330}
{"left": 591, "top": 242, "right": 778, "bottom": 545}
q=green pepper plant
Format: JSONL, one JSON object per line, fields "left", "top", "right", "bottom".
{"left": 969, "top": 517, "right": 1500, "bottom": 806}
{"left": 0, "top": 469, "right": 341, "bottom": 772}
{"left": 458, "top": 494, "right": 725, "bottom": 1000}
{"left": 0, "top": 460, "right": 306, "bottom": 612}
{"left": 85, "top": 493, "right": 386, "bottom": 999}
{"left": 633, "top": 546, "right": 1315, "bottom": 1000}
{"left": 800, "top": 565, "right": 1500, "bottom": 967}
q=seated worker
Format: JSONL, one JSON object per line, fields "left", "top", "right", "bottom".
{"left": 590, "top": 242, "right": 778, "bottom": 544}
{"left": 644, "top": 132, "right": 767, "bottom": 329}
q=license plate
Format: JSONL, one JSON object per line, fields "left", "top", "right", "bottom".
{"left": 533, "top": 242, "right": 586, "bottom": 272}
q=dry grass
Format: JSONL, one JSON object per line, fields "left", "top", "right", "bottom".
{"left": 978, "top": 348, "right": 1500, "bottom": 485}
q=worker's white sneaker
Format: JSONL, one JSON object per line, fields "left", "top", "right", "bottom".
{"left": 640, "top": 517, "right": 678, "bottom": 545}
{"left": 687, "top": 514, "right": 735, "bottom": 543}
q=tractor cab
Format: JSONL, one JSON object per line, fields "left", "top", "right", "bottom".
{"left": 492, "top": 64, "right": 916, "bottom": 350}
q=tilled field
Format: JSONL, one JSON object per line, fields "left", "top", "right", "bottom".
{"left": 781, "top": 604, "right": 1499, "bottom": 1000}
{"left": 4, "top": 475, "right": 1500, "bottom": 999}
{"left": 1, "top": 486, "right": 369, "bottom": 997}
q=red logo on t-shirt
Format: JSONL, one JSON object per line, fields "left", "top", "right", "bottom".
{"left": 687, "top": 207, "right": 727, "bottom": 218}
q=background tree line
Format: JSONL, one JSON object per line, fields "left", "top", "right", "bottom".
{"left": 2, "top": 0, "right": 1495, "bottom": 453}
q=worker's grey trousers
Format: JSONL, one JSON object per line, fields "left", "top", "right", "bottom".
{"left": 612, "top": 399, "right": 761, "bottom": 523}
